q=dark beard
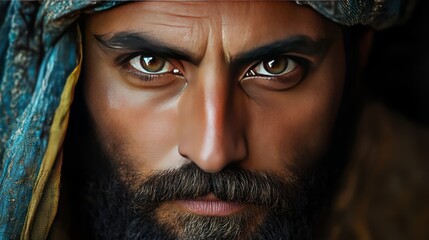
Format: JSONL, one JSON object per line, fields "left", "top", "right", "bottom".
{"left": 63, "top": 98, "right": 331, "bottom": 240}
{"left": 77, "top": 161, "right": 323, "bottom": 240}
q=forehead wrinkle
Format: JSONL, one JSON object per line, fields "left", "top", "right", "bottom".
{"left": 220, "top": 2, "right": 254, "bottom": 63}
{"left": 189, "top": 21, "right": 208, "bottom": 60}
{"left": 198, "top": 2, "right": 229, "bottom": 64}
{"left": 219, "top": 2, "right": 231, "bottom": 62}
{"left": 139, "top": 4, "right": 208, "bottom": 28}
{"left": 220, "top": 13, "right": 229, "bottom": 62}
{"left": 136, "top": 3, "right": 210, "bottom": 61}
{"left": 163, "top": 12, "right": 207, "bottom": 20}
{"left": 143, "top": 21, "right": 193, "bottom": 30}
{"left": 146, "top": 2, "right": 209, "bottom": 19}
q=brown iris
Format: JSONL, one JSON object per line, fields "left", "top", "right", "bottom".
{"left": 140, "top": 56, "right": 166, "bottom": 73}
{"left": 263, "top": 57, "right": 288, "bottom": 74}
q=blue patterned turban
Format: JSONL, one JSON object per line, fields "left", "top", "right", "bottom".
{"left": 0, "top": 0, "right": 415, "bottom": 239}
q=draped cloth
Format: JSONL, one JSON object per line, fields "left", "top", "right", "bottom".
{"left": 0, "top": 1, "right": 414, "bottom": 239}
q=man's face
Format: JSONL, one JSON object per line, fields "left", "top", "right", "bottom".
{"left": 81, "top": 1, "right": 345, "bottom": 239}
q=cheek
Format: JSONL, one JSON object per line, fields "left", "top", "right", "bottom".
{"left": 83, "top": 63, "right": 181, "bottom": 171}
{"left": 247, "top": 39, "right": 345, "bottom": 169}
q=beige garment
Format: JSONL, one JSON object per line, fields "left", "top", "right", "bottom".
{"left": 327, "top": 102, "right": 429, "bottom": 240}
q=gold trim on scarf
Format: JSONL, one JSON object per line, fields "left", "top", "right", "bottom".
{"left": 21, "top": 25, "right": 82, "bottom": 240}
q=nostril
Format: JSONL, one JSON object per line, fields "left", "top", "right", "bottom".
{"left": 178, "top": 148, "right": 189, "bottom": 159}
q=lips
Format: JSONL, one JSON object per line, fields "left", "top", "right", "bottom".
{"left": 177, "top": 193, "right": 246, "bottom": 216}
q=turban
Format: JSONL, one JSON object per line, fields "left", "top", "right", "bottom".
{"left": 0, "top": 0, "right": 416, "bottom": 239}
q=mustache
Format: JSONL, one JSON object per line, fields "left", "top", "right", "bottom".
{"left": 128, "top": 163, "right": 308, "bottom": 214}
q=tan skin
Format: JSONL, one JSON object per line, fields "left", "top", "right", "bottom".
{"left": 83, "top": 0, "right": 346, "bottom": 230}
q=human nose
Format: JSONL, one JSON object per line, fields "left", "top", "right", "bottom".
{"left": 177, "top": 65, "right": 247, "bottom": 173}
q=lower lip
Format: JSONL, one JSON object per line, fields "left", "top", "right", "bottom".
{"left": 177, "top": 199, "right": 245, "bottom": 216}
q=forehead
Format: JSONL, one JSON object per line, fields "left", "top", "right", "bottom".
{"left": 86, "top": 1, "right": 338, "bottom": 59}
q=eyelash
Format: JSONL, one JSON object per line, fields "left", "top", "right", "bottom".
{"left": 249, "top": 56, "right": 309, "bottom": 76}
{"left": 116, "top": 52, "right": 311, "bottom": 84}
{"left": 116, "top": 52, "right": 182, "bottom": 82}
{"left": 242, "top": 55, "right": 311, "bottom": 91}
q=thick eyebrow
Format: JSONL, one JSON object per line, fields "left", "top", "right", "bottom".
{"left": 95, "top": 32, "right": 331, "bottom": 67}
{"left": 94, "top": 32, "right": 200, "bottom": 65}
{"left": 231, "top": 35, "right": 332, "bottom": 66}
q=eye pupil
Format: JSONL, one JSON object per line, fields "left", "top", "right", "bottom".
{"left": 263, "top": 57, "right": 288, "bottom": 74}
{"left": 141, "top": 56, "right": 165, "bottom": 72}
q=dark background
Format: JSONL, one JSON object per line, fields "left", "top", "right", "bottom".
{"left": 364, "top": 0, "right": 429, "bottom": 125}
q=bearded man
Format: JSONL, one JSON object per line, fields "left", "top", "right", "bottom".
{"left": 0, "top": 1, "right": 427, "bottom": 240}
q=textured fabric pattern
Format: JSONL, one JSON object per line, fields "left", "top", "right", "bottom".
{"left": 0, "top": 2, "right": 123, "bottom": 239}
{"left": 297, "top": 0, "right": 416, "bottom": 29}
{"left": 0, "top": 0, "right": 414, "bottom": 239}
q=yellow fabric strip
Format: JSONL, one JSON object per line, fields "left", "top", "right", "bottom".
{"left": 21, "top": 26, "right": 82, "bottom": 240}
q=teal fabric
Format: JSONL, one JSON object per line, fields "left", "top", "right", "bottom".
{"left": 298, "top": 0, "right": 415, "bottom": 29}
{"left": 0, "top": 0, "right": 412, "bottom": 239}
{"left": 0, "top": 1, "right": 123, "bottom": 238}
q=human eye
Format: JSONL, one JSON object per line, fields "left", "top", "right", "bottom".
{"left": 242, "top": 55, "right": 308, "bottom": 91}
{"left": 129, "top": 55, "right": 174, "bottom": 74}
{"left": 119, "top": 53, "right": 184, "bottom": 88}
{"left": 252, "top": 56, "right": 297, "bottom": 76}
